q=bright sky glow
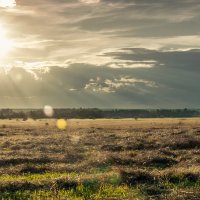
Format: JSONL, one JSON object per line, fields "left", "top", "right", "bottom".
{"left": 0, "top": 25, "right": 14, "bottom": 60}
{"left": 0, "top": 0, "right": 16, "bottom": 8}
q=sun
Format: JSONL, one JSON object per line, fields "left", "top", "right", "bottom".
{"left": 0, "top": 0, "right": 16, "bottom": 8}
{"left": 0, "top": 25, "right": 14, "bottom": 60}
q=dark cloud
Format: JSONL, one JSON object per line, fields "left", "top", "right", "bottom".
{"left": 1, "top": 47, "right": 200, "bottom": 108}
{"left": 104, "top": 48, "right": 200, "bottom": 70}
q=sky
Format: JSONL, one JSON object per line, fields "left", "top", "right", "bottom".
{"left": 0, "top": 0, "right": 200, "bottom": 108}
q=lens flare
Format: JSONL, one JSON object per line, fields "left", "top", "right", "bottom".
{"left": 56, "top": 119, "right": 67, "bottom": 130}
{"left": 44, "top": 105, "right": 54, "bottom": 118}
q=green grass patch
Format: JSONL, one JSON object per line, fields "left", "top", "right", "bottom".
{"left": 0, "top": 185, "right": 144, "bottom": 200}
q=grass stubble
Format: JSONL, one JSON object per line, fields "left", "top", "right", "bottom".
{"left": 0, "top": 118, "right": 200, "bottom": 199}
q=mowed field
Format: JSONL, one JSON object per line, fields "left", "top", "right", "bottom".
{"left": 0, "top": 118, "right": 200, "bottom": 199}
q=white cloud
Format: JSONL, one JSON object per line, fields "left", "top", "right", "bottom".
{"left": 85, "top": 76, "right": 157, "bottom": 93}
{"left": 80, "top": 0, "right": 100, "bottom": 4}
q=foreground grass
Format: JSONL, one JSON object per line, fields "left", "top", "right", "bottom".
{"left": 0, "top": 118, "right": 200, "bottom": 199}
{"left": 0, "top": 170, "right": 200, "bottom": 199}
{"left": 0, "top": 185, "right": 143, "bottom": 200}
{"left": 0, "top": 172, "right": 143, "bottom": 200}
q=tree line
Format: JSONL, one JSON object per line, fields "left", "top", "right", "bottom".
{"left": 0, "top": 108, "right": 199, "bottom": 119}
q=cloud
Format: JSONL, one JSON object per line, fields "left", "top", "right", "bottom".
{"left": 0, "top": 0, "right": 200, "bottom": 108}
{"left": 80, "top": 0, "right": 100, "bottom": 4}
{"left": 1, "top": 0, "right": 200, "bottom": 67}
{"left": 103, "top": 48, "right": 200, "bottom": 71}
{"left": 0, "top": 47, "right": 200, "bottom": 109}
{"left": 85, "top": 76, "right": 157, "bottom": 93}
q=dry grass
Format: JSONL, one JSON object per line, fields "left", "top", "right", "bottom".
{"left": 0, "top": 118, "right": 200, "bottom": 199}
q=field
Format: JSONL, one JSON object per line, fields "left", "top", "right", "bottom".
{"left": 0, "top": 118, "right": 200, "bottom": 200}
